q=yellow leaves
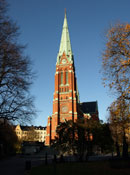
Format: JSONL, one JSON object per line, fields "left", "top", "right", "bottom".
{"left": 102, "top": 22, "right": 130, "bottom": 100}
{"left": 124, "top": 39, "right": 130, "bottom": 45}
{"left": 103, "top": 78, "right": 107, "bottom": 81}
{"left": 109, "top": 84, "right": 113, "bottom": 89}
{"left": 125, "top": 24, "right": 130, "bottom": 30}
{"left": 121, "top": 59, "right": 130, "bottom": 67}
{"left": 111, "top": 82, "right": 114, "bottom": 85}
{"left": 106, "top": 42, "right": 111, "bottom": 47}
{"left": 121, "top": 60, "right": 126, "bottom": 64}
{"left": 114, "top": 110, "right": 120, "bottom": 116}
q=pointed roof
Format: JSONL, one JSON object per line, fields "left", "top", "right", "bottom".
{"left": 57, "top": 10, "right": 73, "bottom": 64}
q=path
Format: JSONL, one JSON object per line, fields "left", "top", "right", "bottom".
{"left": 0, "top": 155, "right": 25, "bottom": 175}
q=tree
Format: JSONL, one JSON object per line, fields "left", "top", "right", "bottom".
{"left": 108, "top": 98, "right": 130, "bottom": 157}
{"left": 102, "top": 22, "right": 130, "bottom": 157}
{"left": 52, "top": 119, "right": 113, "bottom": 157}
{"left": 52, "top": 120, "right": 78, "bottom": 155}
{"left": 108, "top": 108, "right": 121, "bottom": 157}
{"left": 102, "top": 23, "right": 130, "bottom": 100}
{"left": 0, "top": 120, "right": 20, "bottom": 156}
{"left": 77, "top": 119, "right": 114, "bottom": 155}
{"left": 0, "top": 0, "right": 36, "bottom": 123}
{"left": 22, "top": 126, "right": 39, "bottom": 142}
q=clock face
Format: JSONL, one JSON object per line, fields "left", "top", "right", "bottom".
{"left": 62, "top": 59, "right": 67, "bottom": 64}
{"left": 61, "top": 105, "right": 68, "bottom": 113}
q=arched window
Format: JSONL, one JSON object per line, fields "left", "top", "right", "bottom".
{"left": 66, "top": 71, "right": 68, "bottom": 84}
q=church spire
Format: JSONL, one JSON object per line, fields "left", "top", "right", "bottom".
{"left": 57, "top": 10, "right": 73, "bottom": 64}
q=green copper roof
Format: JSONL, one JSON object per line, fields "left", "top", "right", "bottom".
{"left": 57, "top": 11, "right": 73, "bottom": 64}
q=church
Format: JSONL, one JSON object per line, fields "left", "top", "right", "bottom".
{"left": 45, "top": 11, "right": 99, "bottom": 146}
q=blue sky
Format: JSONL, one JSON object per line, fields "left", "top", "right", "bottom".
{"left": 7, "top": 0, "right": 130, "bottom": 126}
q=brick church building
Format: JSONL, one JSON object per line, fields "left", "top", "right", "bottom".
{"left": 45, "top": 12, "right": 99, "bottom": 146}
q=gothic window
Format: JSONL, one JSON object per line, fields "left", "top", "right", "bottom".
{"left": 66, "top": 71, "right": 68, "bottom": 84}
{"left": 61, "top": 72, "right": 63, "bottom": 84}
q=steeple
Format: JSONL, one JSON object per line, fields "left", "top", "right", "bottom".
{"left": 57, "top": 10, "right": 73, "bottom": 64}
{"left": 45, "top": 10, "right": 81, "bottom": 146}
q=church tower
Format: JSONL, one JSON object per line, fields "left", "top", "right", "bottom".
{"left": 45, "top": 11, "right": 80, "bottom": 145}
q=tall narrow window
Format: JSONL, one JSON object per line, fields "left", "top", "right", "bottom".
{"left": 61, "top": 72, "right": 63, "bottom": 84}
{"left": 66, "top": 71, "right": 68, "bottom": 84}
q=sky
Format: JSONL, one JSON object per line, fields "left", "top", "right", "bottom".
{"left": 6, "top": 0, "right": 130, "bottom": 126}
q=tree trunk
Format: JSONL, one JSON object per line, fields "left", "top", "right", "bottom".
{"left": 115, "top": 141, "right": 120, "bottom": 157}
{"left": 122, "top": 132, "right": 128, "bottom": 158}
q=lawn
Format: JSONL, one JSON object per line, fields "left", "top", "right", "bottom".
{"left": 29, "top": 161, "right": 130, "bottom": 175}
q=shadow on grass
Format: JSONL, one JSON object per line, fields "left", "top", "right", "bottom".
{"left": 109, "top": 157, "right": 130, "bottom": 169}
{"left": 29, "top": 160, "right": 130, "bottom": 175}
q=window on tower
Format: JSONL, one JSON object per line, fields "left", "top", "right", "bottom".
{"left": 66, "top": 71, "right": 68, "bottom": 84}
{"left": 61, "top": 72, "right": 63, "bottom": 84}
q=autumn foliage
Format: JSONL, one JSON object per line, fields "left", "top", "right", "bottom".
{"left": 102, "top": 23, "right": 130, "bottom": 99}
{"left": 108, "top": 97, "right": 130, "bottom": 157}
{"left": 102, "top": 22, "right": 130, "bottom": 157}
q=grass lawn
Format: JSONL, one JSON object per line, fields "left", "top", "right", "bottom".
{"left": 29, "top": 161, "right": 130, "bottom": 175}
